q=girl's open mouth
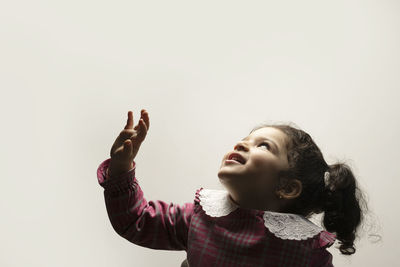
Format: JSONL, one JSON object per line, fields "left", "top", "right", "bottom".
{"left": 225, "top": 159, "right": 243, "bottom": 164}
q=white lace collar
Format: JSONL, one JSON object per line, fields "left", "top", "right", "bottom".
{"left": 198, "top": 188, "right": 324, "bottom": 241}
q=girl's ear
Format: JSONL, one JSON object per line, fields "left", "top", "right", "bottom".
{"left": 276, "top": 179, "right": 302, "bottom": 200}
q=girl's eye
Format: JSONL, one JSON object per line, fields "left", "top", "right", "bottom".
{"left": 259, "top": 142, "right": 270, "bottom": 149}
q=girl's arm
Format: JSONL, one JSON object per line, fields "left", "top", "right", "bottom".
{"left": 97, "top": 158, "right": 194, "bottom": 251}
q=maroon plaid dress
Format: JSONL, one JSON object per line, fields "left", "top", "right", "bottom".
{"left": 97, "top": 158, "right": 336, "bottom": 267}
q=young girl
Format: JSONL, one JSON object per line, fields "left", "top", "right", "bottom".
{"left": 97, "top": 109, "right": 366, "bottom": 267}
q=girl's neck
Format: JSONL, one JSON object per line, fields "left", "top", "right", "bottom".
{"left": 228, "top": 194, "right": 286, "bottom": 212}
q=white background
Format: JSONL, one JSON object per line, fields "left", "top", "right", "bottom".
{"left": 1, "top": 0, "right": 398, "bottom": 266}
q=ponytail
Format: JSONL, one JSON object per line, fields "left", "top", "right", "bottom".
{"left": 322, "top": 162, "right": 366, "bottom": 255}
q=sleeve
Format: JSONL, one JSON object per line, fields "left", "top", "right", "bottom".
{"left": 96, "top": 158, "right": 195, "bottom": 251}
{"left": 318, "top": 231, "right": 336, "bottom": 249}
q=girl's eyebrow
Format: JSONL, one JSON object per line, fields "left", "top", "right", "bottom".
{"left": 242, "top": 136, "right": 280, "bottom": 153}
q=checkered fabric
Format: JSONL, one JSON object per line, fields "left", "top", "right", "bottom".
{"left": 97, "top": 158, "right": 336, "bottom": 267}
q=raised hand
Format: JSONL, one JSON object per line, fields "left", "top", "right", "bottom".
{"left": 108, "top": 109, "right": 150, "bottom": 178}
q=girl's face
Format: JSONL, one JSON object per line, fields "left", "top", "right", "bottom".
{"left": 218, "top": 127, "right": 290, "bottom": 211}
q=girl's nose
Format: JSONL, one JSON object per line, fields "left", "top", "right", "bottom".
{"left": 234, "top": 141, "right": 249, "bottom": 151}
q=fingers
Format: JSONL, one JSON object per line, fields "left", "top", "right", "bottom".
{"left": 134, "top": 109, "right": 150, "bottom": 131}
{"left": 141, "top": 109, "right": 150, "bottom": 130}
{"left": 124, "top": 111, "right": 134, "bottom": 130}
{"left": 132, "top": 119, "right": 147, "bottom": 142}
{"left": 121, "top": 109, "right": 149, "bottom": 145}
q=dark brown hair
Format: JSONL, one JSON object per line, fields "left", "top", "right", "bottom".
{"left": 250, "top": 122, "right": 368, "bottom": 255}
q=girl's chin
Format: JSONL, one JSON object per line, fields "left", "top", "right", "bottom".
{"left": 218, "top": 167, "right": 245, "bottom": 179}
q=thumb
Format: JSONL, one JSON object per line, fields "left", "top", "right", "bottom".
{"left": 123, "top": 139, "right": 132, "bottom": 155}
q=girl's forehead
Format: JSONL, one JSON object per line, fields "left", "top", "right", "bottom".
{"left": 249, "top": 127, "right": 286, "bottom": 142}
